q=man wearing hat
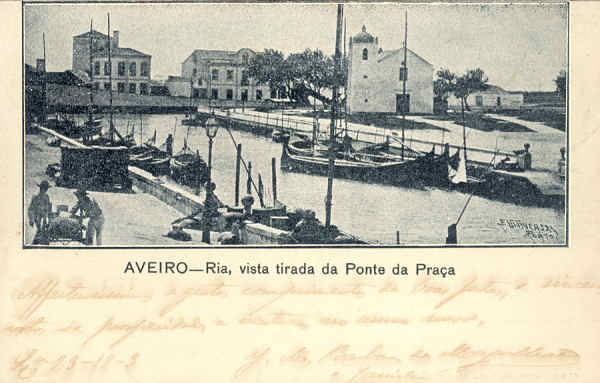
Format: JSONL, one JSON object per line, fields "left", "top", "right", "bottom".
{"left": 28, "top": 180, "right": 52, "bottom": 243}
{"left": 71, "top": 186, "right": 104, "bottom": 246}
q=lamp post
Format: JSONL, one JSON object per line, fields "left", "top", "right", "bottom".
{"left": 201, "top": 113, "right": 220, "bottom": 244}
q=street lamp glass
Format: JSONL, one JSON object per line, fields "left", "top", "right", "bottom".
{"left": 204, "top": 117, "right": 220, "bottom": 138}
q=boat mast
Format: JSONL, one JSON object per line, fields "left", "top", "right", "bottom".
{"left": 343, "top": 16, "right": 348, "bottom": 136}
{"left": 108, "top": 13, "right": 114, "bottom": 142}
{"left": 208, "top": 60, "right": 212, "bottom": 113}
{"left": 88, "top": 19, "right": 94, "bottom": 129}
{"left": 42, "top": 32, "right": 47, "bottom": 127}
{"left": 401, "top": 10, "right": 407, "bottom": 160}
{"left": 325, "top": 4, "right": 343, "bottom": 228}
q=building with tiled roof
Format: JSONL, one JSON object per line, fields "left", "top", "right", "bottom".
{"left": 447, "top": 84, "right": 524, "bottom": 111}
{"left": 73, "top": 29, "right": 152, "bottom": 95}
{"left": 172, "top": 48, "right": 271, "bottom": 102}
{"left": 347, "top": 25, "right": 433, "bottom": 114}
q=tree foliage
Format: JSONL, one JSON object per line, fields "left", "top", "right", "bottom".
{"left": 554, "top": 69, "right": 566, "bottom": 97}
{"left": 434, "top": 68, "right": 489, "bottom": 111}
{"left": 248, "top": 48, "right": 346, "bottom": 105}
{"left": 433, "top": 68, "right": 455, "bottom": 101}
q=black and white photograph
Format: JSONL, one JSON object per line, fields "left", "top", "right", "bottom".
{"left": 23, "top": 3, "right": 568, "bottom": 247}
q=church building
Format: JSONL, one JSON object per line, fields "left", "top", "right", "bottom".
{"left": 347, "top": 26, "right": 434, "bottom": 115}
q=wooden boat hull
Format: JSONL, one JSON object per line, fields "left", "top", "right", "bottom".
{"left": 170, "top": 153, "right": 209, "bottom": 187}
{"left": 280, "top": 141, "right": 449, "bottom": 187}
{"left": 129, "top": 145, "right": 171, "bottom": 176}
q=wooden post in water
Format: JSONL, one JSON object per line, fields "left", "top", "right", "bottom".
{"left": 271, "top": 157, "right": 277, "bottom": 206}
{"left": 396, "top": 231, "right": 400, "bottom": 245}
{"left": 247, "top": 161, "right": 252, "bottom": 195}
{"left": 235, "top": 143, "right": 241, "bottom": 206}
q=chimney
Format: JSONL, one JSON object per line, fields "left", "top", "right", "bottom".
{"left": 113, "top": 30, "right": 119, "bottom": 48}
{"left": 36, "top": 59, "right": 45, "bottom": 72}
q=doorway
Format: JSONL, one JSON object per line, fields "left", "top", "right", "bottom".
{"left": 396, "top": 94, "right": 410, "bottom": 114}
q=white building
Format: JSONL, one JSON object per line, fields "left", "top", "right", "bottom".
{"left": 169, "top": 48, "right": 270, "bottom": 102}
{"left": 73, "top": 29, "right": 152, "bottom": 95}
{"left": 447, "top": 85, "right": 524, "bottom": 111}
{"left": 347, "top": 26, "right": 434, "bottom": 114}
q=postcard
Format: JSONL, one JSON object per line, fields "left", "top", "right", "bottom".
{"left": 1, "top": 1, "right": 599, "bottom": 383}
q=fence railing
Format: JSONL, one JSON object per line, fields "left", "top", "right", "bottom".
{"left": 208, "top": 109, "right": 516, "bottom": 163}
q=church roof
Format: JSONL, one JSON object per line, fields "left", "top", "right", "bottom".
{"left": 377, "top": 48, "right": 433, "bottom": 67}
{"left": 353, "top": 25, "right": 375, "bottom": 43}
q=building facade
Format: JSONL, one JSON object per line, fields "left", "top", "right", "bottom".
{"left": 447, "top": 85, "right": 524, "bottom": 111}
{"left": 173, "top": 48, "right": 270, "bottom": 102}
{"left": 347, "top": 26, "right": 434, "bottom": 114}
{"left": 73, "top": 29, "right": 152, "bottom": 95}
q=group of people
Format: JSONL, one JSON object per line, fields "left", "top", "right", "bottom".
{"left": 28, "top": 181, "right": 104, "bottom": 245}
{"left": 168, "top": 181, "right": 254, "bottom": 245}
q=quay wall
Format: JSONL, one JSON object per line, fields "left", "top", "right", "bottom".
{"left": 128, "top": 166, "right": 291, "bottom": 244}
{"left": 129, "top": 166, "right": 203, "bottom": 217}
{"left": 31, "top": 84, "right": 267, "bottom": 114}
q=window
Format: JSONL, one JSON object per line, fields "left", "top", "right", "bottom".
{"left": 94, "top": 62, "right": 100, "bottom": 76}
{"left": 226, "top": 70, "right": 233, "bottom": 81}
{"left": 211, "top": 69, "right": 219, "bottom": 81}
{"left": 362, "top": 48, "right": 368, "bottom": 60}
{"left": 129, "top": 62, "right": 136, "bottom": 77}
{"left": 475, "top": 95, "right": 483, "bottom": 107}
{"left": 117, "top": 82, "right": 125, "bottom": 93}
{"left": 118, "top": 62, "right": 125, "bottom": 76}
{"left": 104, "top": 82, "right": 111, "bottom": 90}
{"left": 198, "top": 89, "right": 207, "bottom": 99}
{"left": 241, "top": 70, "right": 249, "bottom": 86}
{"left": 241, "top": 89, "right": 248, "bottom": 101}
{"left": 140, "top": 83, "right": 148, "bottom": 95}
{"left": 104, "top": 62, "right": 111, "bottom": 76}
{"left": 141, "top": 62, "right": 149, "bottom": 77}
{"left": 193, "top": 89, "right": 199, "bottom": 98}
{"left": 242, "top": 53, "right": 249, "bottom": 65}
{"left": 211, "top": 89, "right": 218, "bottom": 99}
{"left": 129, "top": 83, "right": 136, "bottom": 94}
{"left": 226, "top": 89, "right": 233, "bottom": 100}
{"left": 399, "top": 67, "right": 408, "bottom": 81}
{"left": 256, "top": 89, "right": 262, "bottom": 100}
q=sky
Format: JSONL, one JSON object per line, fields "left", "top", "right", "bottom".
{"left": 24, "top": 3, "right": 568, "bottom": 92}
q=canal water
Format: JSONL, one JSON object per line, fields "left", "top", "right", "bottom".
{"left": 101, "top": 113, "right": 566, "bottom": 245}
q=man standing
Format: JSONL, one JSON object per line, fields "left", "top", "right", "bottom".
{"left": 28, "top": 180, "right": 52, "bottom": 244}
{"left": 71, "top": 187, "right": 104, "bottom": 246}
{"left": 165, "top": 133, "right": 174, "bottom": 156}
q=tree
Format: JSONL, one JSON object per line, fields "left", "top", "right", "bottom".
{"left": 555, "top": 69, "right": 566, "bottom": 97}
{"left": 249, "top": 48, "right": 345, "bottom": 105}
{"left": 433, "top": 68, "right": 456, "bottom": 101}
{"left": 248, "top": 49, "right": 290, "bottom": 99}
{"left": 453, "top": 68, "right": 489, "bottom": 111}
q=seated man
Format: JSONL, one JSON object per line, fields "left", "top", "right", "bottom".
{"left": 171, "top": 182, "right": 227, "bottom": 231}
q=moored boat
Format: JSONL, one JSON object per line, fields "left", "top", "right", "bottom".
{"left": 280, "top": 136, "right": 449, "bottom": 186}
{"left": 170, "top": 146, "right": 209, "bottom": 187}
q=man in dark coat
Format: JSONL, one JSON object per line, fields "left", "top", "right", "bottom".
{"left": 28, "top": 180, "right": 52, "bottom": 244}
